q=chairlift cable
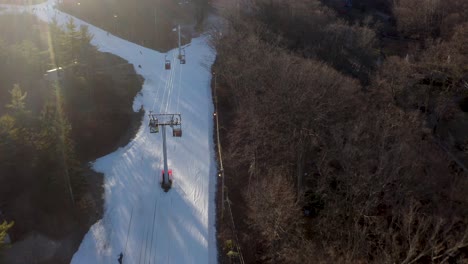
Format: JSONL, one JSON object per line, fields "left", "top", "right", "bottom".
{"left": 159, "top": 54, "right": 173, "bottom": 113}
{"left": 138, "top": 189, "right": 158, "bottom": 264}
{"left": 163, "top": 58, "right": 173, "bottom": 113}
{"left": 168, "top": 60, "right": 178, "bottom": 114}
{"left": 176, "top": 60, "right": 183, "bottom": 114}
{"left": 159, "top": 59, "right": 169, "bottom": 113}
{"left": 160, "top": 53, "right": 176, "bottom": 113}
{"left": 167, "top": 194, "right": 174, "bottom": 264}
{"left": 151, "top": 74, "right": 164, "bottom": 112}
{"left": 142, "top": 219, "right": 151, "bottom": 264}
{"left": 123, "top": 206, "right": 134, "bottom": 258}
{"left": 148, "top": 191, "right": 162, "bottom": 264}
{"left": 164, "top": 55, "right": 177, "bottom": 113}
{"left": 152, "top": 55, "right": 170, "bottom": 112}
{"left": 164, "top": 63, "right": 175, "bottom": 113}
{"left": 152, "top": 193, "right": 167, "bottom": 263}
{"left": 152, "top": 54, "right": 171, "bottom": 112}
{"left": 169, "top": 54, "right": 178, "bottom": 112}
{"left": 161, "top": 61, "right": 172, "bottom": 113}
{"left": 144, "top": 160, "right": 161, "bottom": 264}
{"left": 137, "top": 220, "right": 146, "bottom": 264}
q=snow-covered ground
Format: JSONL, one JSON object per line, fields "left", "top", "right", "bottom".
{"left": 0, "top": 1, "right": 217, "bottom": 263}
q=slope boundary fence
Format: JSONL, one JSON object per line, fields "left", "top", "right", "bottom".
{"left": 213, "top": 71, "right": 245, "bottom": 264}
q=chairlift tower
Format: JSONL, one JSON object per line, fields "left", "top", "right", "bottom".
{"left": 176, "top": 25, "right": 186, "bottom": 64}
{"left": 178, "top": 24, "right": 181, "bottom": 59}
{"left": 148, "top": 112, "right": 182, "bottom": 192}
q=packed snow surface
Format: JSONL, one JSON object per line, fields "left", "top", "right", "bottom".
{"left": 0, "top": 1, "right": 217, "bottom": 263}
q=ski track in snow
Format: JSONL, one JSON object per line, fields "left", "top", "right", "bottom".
{"left": 0, "top": 1, "right": 217, "bottom": 263}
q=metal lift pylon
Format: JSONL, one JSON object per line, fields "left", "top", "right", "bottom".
{"left": 176, "top": 25, "right": 186, "bottom": 64}
{"left": 148, "top": 112, "right": 182, "bottom": 192}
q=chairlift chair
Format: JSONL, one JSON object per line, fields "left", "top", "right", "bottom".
{"left": 180, "top": 49, "right": 186, "bottom": 64}
{"left": 149, "top": 116, "right": 159, "bottom": 133}
{"left": 165, "top": 55, "right": 171, "bottom": 70}
{"left": 171, "top": 116, "right": 182, "bottom": 137}
{"left": 173, "top": 126, "right": 182, "bottom": 137}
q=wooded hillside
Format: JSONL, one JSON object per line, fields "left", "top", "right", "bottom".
{"left": 0, "top": 13, "right": 142, "bottom": 263}
{"left": 58, "top": 0, "right": 210, "bottom": 51}
{"left": 214, "top": 0, "right": 468, "bottom": 263}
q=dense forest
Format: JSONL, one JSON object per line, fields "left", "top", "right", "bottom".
{"left": 213, "top": 0, "right": 468, "bottom": 263}
{"left": 0, "top": 13, "right": 142, "bottom": 263}
{"left": 57, "top": 0, "right": 210, "bottom": 51}
{"left": 0, "top": 0, "right": 466, "bottom": 263}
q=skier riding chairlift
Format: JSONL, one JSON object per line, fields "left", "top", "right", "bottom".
{"left": 173, "top": 127, "right": 182, "bottom": 137}
{"left": 148, "top": 112, "right": 159, "bottom": 133}
{"left": 165, "top": 55, "right": 171, "bottom": 70}
{"left": 171, "top": 117, "right": 182, "bottom": 137}
{"left": 180, "top": 49, "right": 186, "bottom": 64}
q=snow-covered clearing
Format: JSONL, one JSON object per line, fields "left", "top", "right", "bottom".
{"left": 0, "top": 1, "right": 217, "bottom": 263}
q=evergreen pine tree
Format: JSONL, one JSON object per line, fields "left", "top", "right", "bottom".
{"left": 6, "top": 84, "right": 27, "bottom": 113}
{"left": 37, "top": 85, "right": 78, "bottom": 206}
{"left": 0, "top": 220, "right": 14, "bottom": 249}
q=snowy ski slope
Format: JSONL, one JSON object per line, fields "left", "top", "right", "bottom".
{"left": 0, "top": 1, "right": 217, "bottom": 263}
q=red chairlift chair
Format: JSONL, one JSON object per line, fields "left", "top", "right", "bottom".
{"left": 173, "top": 127, "right": 182, "bottom": 137}
{"left": 165, "top": 55, "right": 171, "bottom": 70}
